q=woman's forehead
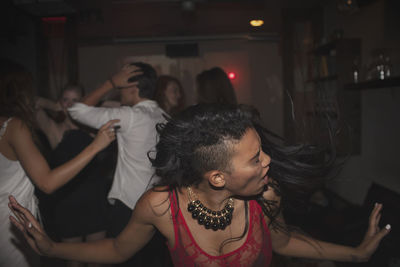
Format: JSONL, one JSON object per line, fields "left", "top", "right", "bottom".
{"left": 62, "top": 89, "right": 81, "bottom": 98}
{"left": 230, "top": 128, "right": 260, "bottom": 156}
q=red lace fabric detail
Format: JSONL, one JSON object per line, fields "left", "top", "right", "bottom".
{"left": 168, "top": 190, "right": 272, "bottom": 267}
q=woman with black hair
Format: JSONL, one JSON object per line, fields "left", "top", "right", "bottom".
{"left": 9, "top": 103, "right": 390, "bottom": 266}
{"left": 196, "top": 67, "right": 237, "bottom": 105}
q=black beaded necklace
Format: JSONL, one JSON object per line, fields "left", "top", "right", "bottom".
{"left": 187, "top": 186, "right": 234, "bottom": 231}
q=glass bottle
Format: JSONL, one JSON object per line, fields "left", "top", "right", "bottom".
{"left": 352, "top": 59, "right": 359, "bottom": 83}
{"left": 385, "top": 56, "right": 392, "bottom": 78}
{"left": 377, "top": 54, "right": 385, "bottom": 80}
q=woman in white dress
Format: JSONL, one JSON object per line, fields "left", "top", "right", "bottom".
{"left": 0, "top": 58, "right": 118, "bottom": 267}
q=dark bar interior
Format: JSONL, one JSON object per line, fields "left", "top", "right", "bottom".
{"left": 1, "top": 0, "right": 399, "bottom": 266}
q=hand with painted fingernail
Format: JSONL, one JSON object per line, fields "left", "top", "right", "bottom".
{"left": 8, "top": 195, "right": 55, "bottom": 256}
{"left": 354, "top": 203, "right": 391, "bottom": 262}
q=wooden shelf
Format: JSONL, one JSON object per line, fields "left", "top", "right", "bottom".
{"left": 306, "top": 75, "right": 338, "bottom": 83}
{"left": 309, "top": 38, "right": 360, "bottom": 56}
{"left": 310, "top": 41, "right": 337, "bottom": 55}
{"left": 344, "top": 76, "right": 400, "bottom": 90}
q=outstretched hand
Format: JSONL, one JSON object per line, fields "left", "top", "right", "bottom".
{"left": 8, "top": 195, "right": 54, "bottom": 256}
{"left": 356, "top": 203, "right": 390, "bottom": 261}
{"left": 110, "top": 64, "right": 142, "bottom": 89}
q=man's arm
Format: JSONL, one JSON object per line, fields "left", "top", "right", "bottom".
{"left": 82, "top": 80, "right": 114, "bottom": 107}
{"left": 68, "top": 65, "right": 141, "bottom": 129}
{"left": 82, "top": 65, "right": 140, "bottom": 107}
{"left": 68, "top": 104, "right": 132, "bottom": 130}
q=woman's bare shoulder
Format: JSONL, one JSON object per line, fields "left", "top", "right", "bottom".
{"left": 2, "top": 117, "right": 29, "bottom": 136}
{"left": 134, "top": 186, "right": 172, "bottom": 219}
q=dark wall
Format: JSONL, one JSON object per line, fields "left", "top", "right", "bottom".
{"left": 72, "top": 1, "right": 280, "bottom": 43}
{"left": 324, "top": 0, "right": 400, "bottom": 204}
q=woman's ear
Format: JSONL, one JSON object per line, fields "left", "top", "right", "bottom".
{"left": 204, "top": 170, "right": 226, "bottom": 188}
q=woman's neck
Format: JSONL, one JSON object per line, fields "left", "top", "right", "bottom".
{"left": 191, "top": 183, "right": 233, "bottom": 211}
{"left": 163, "top": 101, "right": 172, "bottom": 114}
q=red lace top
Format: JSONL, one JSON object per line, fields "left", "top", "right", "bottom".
{"left": 168, "top": 190, "right": 272, "bottom": 267}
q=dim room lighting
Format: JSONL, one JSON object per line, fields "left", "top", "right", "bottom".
{"left": 228, "top": 72, "right": 236, "bottom": 80}
{"left": 250, "top": 20, "right": 264, "bottom": 27}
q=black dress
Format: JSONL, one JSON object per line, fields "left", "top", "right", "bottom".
{"left": 39, "top": 129, "right": 117, "bottom": 239}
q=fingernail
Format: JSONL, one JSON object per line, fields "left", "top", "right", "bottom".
{"left": 28, "top": 222, "right": 32, "bottom": 228}
{"left": 385, "top": 224, "right": 391, "bottom": 230}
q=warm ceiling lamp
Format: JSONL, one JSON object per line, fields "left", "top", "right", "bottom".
{"left": 250, "top": 20, "right": 264, "bottom": 27}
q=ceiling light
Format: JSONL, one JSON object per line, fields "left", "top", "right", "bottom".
{"left": 250, "top": 20, "right": 264, "bottom": 27}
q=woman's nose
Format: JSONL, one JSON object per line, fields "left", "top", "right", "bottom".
{"left": 261, "top": 151, "right": 271, "bottom": 168}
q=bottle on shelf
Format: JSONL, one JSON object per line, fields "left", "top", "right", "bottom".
{"left": 384, "top": 56, "right": 392, "bottom": 78}
{"left": 377, "top": 53, "right": 385, "bottom": 80}
{"left": 352, "top": 59, "right": 359, "bottom": 83}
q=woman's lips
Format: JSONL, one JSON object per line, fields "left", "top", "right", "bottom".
{"left": 262, "top": 167, "right": 269, "bottom": 184}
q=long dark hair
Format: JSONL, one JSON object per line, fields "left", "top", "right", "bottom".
{"left": 0, "top": 58, "right": 36, "bottom": 131}
{"left": 196, "top": 67, "right": 237, "bottom": 105}
{"left": 154, "top": 75, "right": 185, "bottom": 115}
{"left": 151, "top": 103, "right": 338, "bottom": 224}
{"left": 247, "top": 105, "right": 339, "bottom": 232}
{"left": 150, "top": 103, "right": 253, "bottom": 189}
{"left": 149, "top": 104, "right": 253, "bottom": 253}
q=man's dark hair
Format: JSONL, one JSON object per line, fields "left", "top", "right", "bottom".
{"left": 129, "top": 62, "right": 157, "bottom": 99}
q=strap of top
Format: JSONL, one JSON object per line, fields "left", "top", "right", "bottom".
{"left": 169, "top": 189, "right": 180, "bottom": 251}
{"left": 0, "top": 117, "right": 13, "bottom": 140}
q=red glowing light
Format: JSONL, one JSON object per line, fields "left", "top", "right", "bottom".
{"left": 228, "top": 72, "right": 236, "bottom": 80}
{"left": 42, "top": 17, "right": 67, "bottom": 23}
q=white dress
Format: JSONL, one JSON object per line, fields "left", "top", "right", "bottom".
{"left": 0, "top": 118, "right": 40, "bottom": 267}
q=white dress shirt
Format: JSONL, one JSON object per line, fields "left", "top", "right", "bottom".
{"left": 68, "top": 100, "right": 167, "bottom": 209}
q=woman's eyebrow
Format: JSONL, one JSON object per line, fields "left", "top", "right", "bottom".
{"left": 250, "top": 147, "right": 261, "bottom": 161}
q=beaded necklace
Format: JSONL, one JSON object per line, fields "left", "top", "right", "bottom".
{"left": 187, "top": 186, "right": 234, "bottom": 231}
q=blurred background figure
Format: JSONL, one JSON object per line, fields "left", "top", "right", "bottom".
{"left": 154, "top": 75, "right": 185, "bottom": 115}
{"left": 35, "top": 83, "right": 116, "bottom": 267}
{"left": 34, "top": 83, "right": 84, "bottom": 150}
{"left": 196, "top": 67, "right": 237, "bottom": 105}
{"left": 41, "top": 126, "right": 115, "bottom": 267}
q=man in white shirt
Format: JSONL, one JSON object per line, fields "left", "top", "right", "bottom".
{"left": 68, "top": 62, "right": 168, "bottom": 266}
